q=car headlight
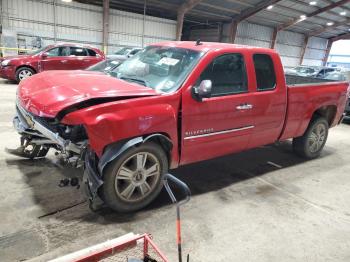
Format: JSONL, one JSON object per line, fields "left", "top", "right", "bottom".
{"left": 1, "top": 59, "right": 11, "bottom": 66}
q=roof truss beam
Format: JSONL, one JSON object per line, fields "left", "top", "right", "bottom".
{"left": 277, "top": 0, "right": 350, "bottom": 31}
{"left": 309, "top": 17, "right": 350, "bottom": 37}
{"left": 232, "top": 0, "right": 284, "bottom": 22}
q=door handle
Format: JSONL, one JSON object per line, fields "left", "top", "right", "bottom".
{"left": 61, "top": 60, "right": 68, "bottom": 63}
{"left": 236, "top": 103, "right": 253, "bottom": 110}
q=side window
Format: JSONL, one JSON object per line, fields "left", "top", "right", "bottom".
{"left": 70, "top": 47, "right": 88, "bottom": 56}
{"left": 130, "top": 49, "right": 140, "bottom": 55}
{"left": 46, "top": 47, "right": 60, "bottom": 57}
{"left": 87, "top": 49, "right": 97, "bottom": 56}
{"left": 198, "top": 53, "right": 248, "bottom": 97}
{"left": 253, "top": 54, "right": 276, "bottom": 91}
{"left": 60, "top": 46, "right": 71, "bottom": 56}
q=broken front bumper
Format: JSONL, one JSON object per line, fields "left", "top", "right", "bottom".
{"left": 14, "top": 102, "right": 81, "bottom": 154}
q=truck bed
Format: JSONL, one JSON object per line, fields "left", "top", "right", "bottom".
{"left": 286, "top": 74, "right": 334, "bottom": 86}
{"left": 280, "top": 78, "right": 349, "bottom": 141}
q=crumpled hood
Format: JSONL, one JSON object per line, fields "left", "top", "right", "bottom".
{"left": 18, "top": 70, "right": 158, "bottom": 118}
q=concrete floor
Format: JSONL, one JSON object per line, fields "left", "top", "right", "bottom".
{"left": 1, "top": 78, "right": 350, "bottom": 262}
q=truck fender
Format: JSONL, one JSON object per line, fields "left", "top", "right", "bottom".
{"left": 97, "top": 133, "right": 173, "bottom": 175}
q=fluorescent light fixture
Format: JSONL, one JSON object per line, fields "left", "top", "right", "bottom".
{"left": 340, "top": 11, "right": 346, "bottom": 16}
{"left": 309, "top": 1, "right": 317, "bottom": 5}
{"left": 267, "top": 5, "right": 274, "bottom": 10}
{"left": 327, "top": 22, "right": 334, "bottom": 26}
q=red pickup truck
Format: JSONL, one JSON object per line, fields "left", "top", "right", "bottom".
{"left": 0, "top": 43, "right": 104, "bottom": 83}
{"left": 12, "top": 41, "right": 349, "bottom": 212}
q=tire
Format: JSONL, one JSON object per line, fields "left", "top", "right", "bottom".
{"left": 293, "top": 117, "right": 329, "bottom": 159}
{"left": 15, "top": 67, "right": 35, "bottom": 83}
{"left": 101, "top": 142, "right": 168, "bottom": 212}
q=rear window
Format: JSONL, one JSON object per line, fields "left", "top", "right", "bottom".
{"left": 70, "top": 47, "right": 88, "bottom": 56}
{"left": 87, "top": 49, "right": 97, "bottom": 56}
{"left": 253, "top": 54, "right": 276, "bottom": 91}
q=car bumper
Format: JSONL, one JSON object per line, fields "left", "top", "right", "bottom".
{"left": 14, "top": 101, "right": 81, "bottom": 153}
{"left": 0, "top": 65, "right": 16, "bottom": 80}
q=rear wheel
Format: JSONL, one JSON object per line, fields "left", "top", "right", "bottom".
{"left": 101, "top": 142, "right": 168, "bottom": 212}
{"left": 15, "top": 67, "right": 35, "bottom": 82}
{"left": 293, "top": 117, "right": 329, "bottom": 159}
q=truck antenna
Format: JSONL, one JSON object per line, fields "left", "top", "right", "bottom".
{"left": 196, "top": 39, "right": 202, "bottom": 46}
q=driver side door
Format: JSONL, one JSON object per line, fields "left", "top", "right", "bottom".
{"left": 40, "top": 46, "right": 71, "bottom": 71}
{"left": 180, "top": 52, "right": 255, "bottom": 165}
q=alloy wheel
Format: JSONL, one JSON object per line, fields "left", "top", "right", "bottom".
{"left": 18, "top": 69, "right": 33, "bottom": 80}
{"left": 308, "top": 123, "right": 326, "bottom": 153}
{"left": 114, "top": 152, "right": 161, "bottom": 203}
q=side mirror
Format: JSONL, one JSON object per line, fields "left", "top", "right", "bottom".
{"left": 192, "top": 80, "right": 212, "bottom": 101}
{"left": 41, "top": 52, "right": 48, "bottom": 59}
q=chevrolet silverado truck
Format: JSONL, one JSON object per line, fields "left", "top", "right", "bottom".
{"left": 11, "top": 41, "right": 349, "bottom": 212}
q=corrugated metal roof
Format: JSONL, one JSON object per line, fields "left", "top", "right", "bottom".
{"left": 77, "top": 0, "right": 350, "bottom": 39}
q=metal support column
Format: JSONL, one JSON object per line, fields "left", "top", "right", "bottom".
{"left": 322, "top": 39, "right": 333, "bottom": 66}
{"left": 53, "top": 0, "right": 57, "bottom": 43}
{"left": 270, "top": 28, "right": 278, "bottom": 49}
{"left": 299, "top": 36, "right": 309, "bottom": 65}
{"left": 102, "top": 0, "right": 110, "bottom": 54}
{"left": 229, "top": 20, "right": 238, "bottom": 43}
{"left": 176, "top": 11, "right": 185, "bottom": 41}
{"left": 176, "top": 0, "right": 202, "bottom": 41}
{"left": 141, "top": 0, "right": 147, "bottom": 47}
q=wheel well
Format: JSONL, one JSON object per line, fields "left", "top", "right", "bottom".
{"left": 16, "top": 65, "right": 36, "bottom": 74}
{"left": 143, "top": 133, "right": 173, "bottom": 163}
{"left": 312, "top": 105, "right": 337, "bottom": 126}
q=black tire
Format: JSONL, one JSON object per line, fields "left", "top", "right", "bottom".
{"left": 293, "top": 117, "right": 329, "bottom": 159}
{"left": 101, "top": 142, "right": 168, "bottom": 212}
{"left": 15, "top": 67, "right": 35, "bottom": 83}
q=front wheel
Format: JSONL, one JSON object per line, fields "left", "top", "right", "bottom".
{"left": 293, "top": 117, "right": 329, "bottom": 159}
{"left": 101, "top": 142, "right": 168, "bottom": 212}
{"left": 15, "top": 67, "right": 35, "bottom": 82}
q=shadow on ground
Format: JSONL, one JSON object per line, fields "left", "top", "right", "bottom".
{"left": 5, "top": 140, "right": 334, "bottom": 224}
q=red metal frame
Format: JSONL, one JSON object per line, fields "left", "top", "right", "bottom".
{"left": 57, "top": 233, "right": 169, "bottom": 262}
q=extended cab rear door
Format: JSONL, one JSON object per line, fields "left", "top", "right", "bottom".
{"left": 180, "top": 50, "right": 256, "bottom": 165}
{"left": 246, "top": 53, "right": 287, "bottom": 149}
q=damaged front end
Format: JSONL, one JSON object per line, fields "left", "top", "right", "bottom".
{"left": 11, "top": 100, "right": 88, "bottom": 167}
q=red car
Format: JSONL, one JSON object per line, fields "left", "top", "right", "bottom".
{"left": 11, "top": 41, "right": 349, "bottom": 212}
{"left": 0, "top": 43, "right": 105, "bottom": 83}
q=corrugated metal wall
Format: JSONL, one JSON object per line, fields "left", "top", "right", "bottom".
{"left": 194, "top": 21, "right": 327, "bottom": 68}
{"left": 1, "top": 0, "right": 176, "bottom": 52}
{"left": 303, "top": 37, "right": 329, "bottom": 66}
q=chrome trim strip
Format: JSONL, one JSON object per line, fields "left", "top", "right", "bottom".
{"left": 184, "top": 125, "right": 254, "bottom": 140}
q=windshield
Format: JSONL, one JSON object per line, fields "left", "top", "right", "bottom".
{"left": 26, "top": 46, "right": 47, "bottom": 55}
{"left": 114, "top": 47, "right": 132, "bottom": 55}
{"left": 110, "top": 46, "right": 203, "bottom": 93}
{"left": 87, "top": 59, "right": 121, "bottom": 72}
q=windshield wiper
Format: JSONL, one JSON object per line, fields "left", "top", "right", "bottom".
{"left": 120, "top": 76, "right": 148, "bottom": 87}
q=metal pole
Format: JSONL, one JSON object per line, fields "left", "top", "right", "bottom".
{"left": 102, "top": 0, "right": 110, "bottom": 54}
{"left": 142, "top": 0, "right": 146, "bottom": 47}
{"left": 53, "top": 0, "right": 57, "bottom": 43}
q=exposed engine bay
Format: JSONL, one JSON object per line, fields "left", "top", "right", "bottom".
{"left": 9, "top": 102, "right": 88, "bottom": 167}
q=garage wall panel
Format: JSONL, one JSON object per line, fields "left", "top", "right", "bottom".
{"left": 1, "top": 0, "right": 176, "bottom": 52}
{"left": 302, "top": 37, "right": 328, "bottom": 66}
{"left": 108, "top": 9, "right": 176, "bottom": 51}
{"left": 275, "top": 31, "right": 305, "bottom": 68}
